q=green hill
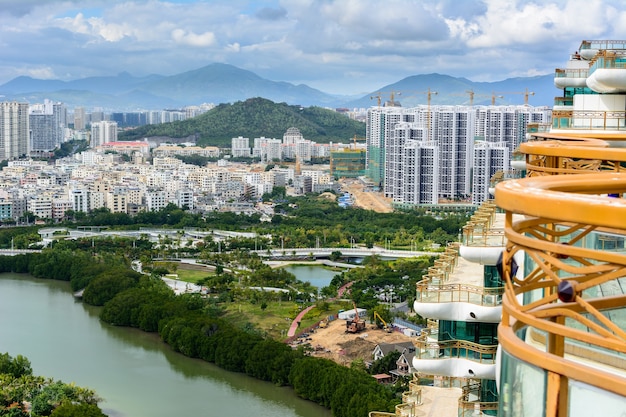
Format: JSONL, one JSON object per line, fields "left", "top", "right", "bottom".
{"left": 119, "top": 97, "right": 366, "bottom": 147}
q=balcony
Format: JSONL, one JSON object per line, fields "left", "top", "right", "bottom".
{"left": 412, "top": 339, "right": 497, "bottom": 379}
{"left": 554, "top": 67, "right": 588, "bottom": 89}
{"left": 369, "top": 377, "right": 462, "bottom": 417}
{"left": 414, "top": 280, "right": 502, "bottom": 322}
{"left": 458, "top": 381, "right": 498, "bottom": 417}
{"left": 495, "top": 135, "right": 626, "bottom": 412}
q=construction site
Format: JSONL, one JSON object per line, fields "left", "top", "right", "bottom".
{"left": 297, "top": 314, "right": 416, "bottom": 366}
{"left": 339, "top": 177, "right": 393, "bottom": 213}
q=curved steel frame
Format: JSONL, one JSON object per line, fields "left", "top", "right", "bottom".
{"left": 495, "top": 137, "right": 626, "bottom": 415}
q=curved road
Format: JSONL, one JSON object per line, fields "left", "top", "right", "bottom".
{"left": 287, "top": 281, "right": 353, "bottom": 337}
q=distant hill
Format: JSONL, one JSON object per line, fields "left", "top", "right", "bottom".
{"left": 119, "top": 97, "right": 366, "bottom": 147}
{"left": 343, "top": 73, "right": 555, "bottom": 108}
{"left": 0, "top": 64, "right": 556, "bottom": 110}
{"left": 135, "top": 63, "right": 339, "bottom": 107}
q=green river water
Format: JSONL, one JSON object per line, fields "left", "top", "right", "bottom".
{"left": 0, "top": 273, "right": 332, "bottom": 417}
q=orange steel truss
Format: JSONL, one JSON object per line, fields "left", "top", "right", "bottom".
{"left": 495, "top": 135, "right": 626, "bottom": 415}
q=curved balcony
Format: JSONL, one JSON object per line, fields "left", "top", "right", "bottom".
{"left": 587, "top": 67, "right": 626, "bottom": 93}
{"left": 458, "top": 382, "right": 498, "bottom": 417}
{"left": 519, "top": 134, "right": 626, "bottom": 177}
{"left": 495, "top": 147, "right": 626, "bottom": 412}
{"left": 412, "top": 339, "right": 497, "bottom": 379}
{"left": 554, "top": 68, "right": 588, "bottom": 89}
{"left": 414, "top": 280, "right": 502, "bottom": 322}
{"left": 579, "top": 40, "right": 626, "bottom": 60}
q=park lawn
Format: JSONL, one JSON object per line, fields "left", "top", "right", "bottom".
{"left": 172, "top": 268, "right": 213, "bottom": 283}
{"left": 153, "top": 261, "right": 214, "bottom": 284}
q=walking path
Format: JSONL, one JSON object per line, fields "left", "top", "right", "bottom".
{"left": 286, "top": 281, "right": 354, "bottom": 337}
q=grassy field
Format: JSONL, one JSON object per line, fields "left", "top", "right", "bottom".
{"left": 153, "top": 261, "right": 214, "bottom": 284}
{"left": 222, "top": 300, "right": 351, "bottom": 340}
{"left": 171, "top": 268, "right": 213, "bottom": 283}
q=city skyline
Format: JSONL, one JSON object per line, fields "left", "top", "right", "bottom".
{"left": 1, "top": 0, "right": 625, "bottom": 95}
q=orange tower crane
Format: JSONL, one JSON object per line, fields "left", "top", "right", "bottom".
{"left": 494, "top": 88, "right": 535, "bottom": 105}
{"left": 352, "top": 134, "right": 366, "bottom": 150}
{"left": 491, "top": 91, "right": 505, "bottom": 105}
{"left": 370, "top": 91, "right": 402, "bottom": 107}
{"left": 452, "top": 89, "right": 492, "bottom": 106}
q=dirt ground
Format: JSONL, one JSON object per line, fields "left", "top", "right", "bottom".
{"left": 301, "top": 318, "right": 415, "bottom": 366}
{"left": 339, "top": 178, "right": 393, "bottom": 213}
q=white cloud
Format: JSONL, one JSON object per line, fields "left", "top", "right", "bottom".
{"left": 0, "top": 0, "right": 625, "bottom": 95}
{"left": 171, "top": 29, "right": 217, "bottom": 47}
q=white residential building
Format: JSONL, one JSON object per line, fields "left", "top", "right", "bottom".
{"left": 371, "top": 104, "right": 551, "bottom": 206}
{"left": 29, "top": 99, "right": 66, "bottom": 153}
{"left": 91, "top": 121, "right": 118, "bottom": 147}
{"left": 231, "top": 136, "right": 250, "bottom": 157}
{"left": 400, "top": 140, "right": 440, "bottom": 206}
{"left": 472, "top": 141, "right": 509, "bottom": 205}
{"left": 0, "top": 101, "right": 30, "bottom": 160}
{"left": 295, "top": 140, "right": 313, "bottom": 162}
{"left": 69, "top": 188, "right": 90, "bottom": 213}
{"left": 146, "top": 190, "right": 168, "bottom": 211}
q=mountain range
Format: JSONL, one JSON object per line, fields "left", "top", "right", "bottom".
{"left": 0, "top": 63, "right": 556, "bottom": 110}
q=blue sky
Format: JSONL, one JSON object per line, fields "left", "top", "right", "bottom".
{"left": 1, "top": 0, "right": 625, "bottom": 95}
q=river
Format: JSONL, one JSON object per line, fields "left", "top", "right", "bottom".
{"left": 0, "top": 273, "right": 331, "bottom": 417}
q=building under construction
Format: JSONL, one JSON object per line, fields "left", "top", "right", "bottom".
{"left": 330, "top": 149, "right": 366, "bottom": 178}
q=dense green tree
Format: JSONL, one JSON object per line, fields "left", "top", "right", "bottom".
{"left": 369, "top": 350, "right": 401, "bottom": 375}
{"left": 82, "top": 267, "right": 142, "bottom": 306}
{"left": 0, "top": 353, "right": 32, "bottom": 378}
{"left": 245, "top": 339, "right": 298, "bottom": 385}
{"left": 50, "top": 402, "right": 107, "bottom": 417}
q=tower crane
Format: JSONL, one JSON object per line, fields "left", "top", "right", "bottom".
{"left": 494, "top": 88, "right": 535, "bottom": 105}
{"left": 451, "top": 89, "right": 492, "bottom": 106}
{"left": 406, "top": 88, "right": 438, "bottom": 138}
{"left": 491, "top": 92, "right": 504, "bottom": 105}
{"left": 370, "top": 91, "right": 402, "bottom": 107}
{"left": 352, "top": 134, "right": 366, "bottom": 150}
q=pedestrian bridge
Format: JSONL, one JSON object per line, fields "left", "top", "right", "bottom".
{"left": 253, "top": 247, "right": 437, "bottom": 259}
{"left": 0, "top": 249, "right": 42, "bottom": 256}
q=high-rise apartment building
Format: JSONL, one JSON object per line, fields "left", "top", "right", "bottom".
{"left": 91, "top": 121, "right": 118, "bottom": 147}
{"left": 29, "top": 99, "right": 66, "bottom": 153}
{"left": 231, "top": 136, "right": 250, "bottom": 157}
{"left": 367, "top": 106, "right": 406, "bottom": 189}
{"left": 368, "top": 104, "right": 550, "bottom": 207}
{"left": 401, "top": 139, "right": 439, "bottom": 205}
{"left": 73, "top": 107, "right": 86, "bottom": 131}
{"left": 0, "top": 101, "right": 29, "bottom": 160}
{"left": 471, "top": 141, "right": 509, "bottom": 205}
{"left": 385, "top": 120, "right": 424, "bottom": 199}
{"left": 431, "top": 106, "right": 474, "bottom": 200}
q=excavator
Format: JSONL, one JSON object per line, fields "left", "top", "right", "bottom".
{"left": 373, "top": 311, "right": 393, "bottom": 333}
{"left": 345, "top": 302, "right": 366, "bottom": 333}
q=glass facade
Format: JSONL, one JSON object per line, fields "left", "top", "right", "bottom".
{"left": 484, "top": 264, "right": 502, "bottom": 288}
{"left": 438, "top": 321, "right": 498, "bottom": 345}
{"left": 569, "top": 380, "right": 626, "bottom": 417}
{"left": 499, "top": 351, "right": 546, "bottom": 417}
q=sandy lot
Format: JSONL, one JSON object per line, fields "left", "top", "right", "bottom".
{"left": 300, "top": 318, "right": 415, "bottom": 366}
{"left": 339, "top": 179, "right": 393, "bottom": 213}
